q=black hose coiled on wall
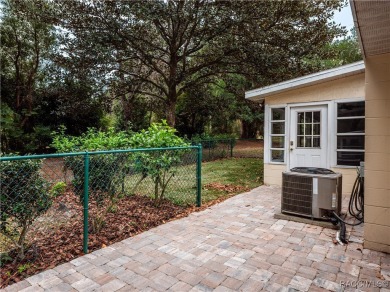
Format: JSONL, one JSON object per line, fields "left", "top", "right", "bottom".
{"left": 332, "top": 170, "right": 364, "bottom": 226}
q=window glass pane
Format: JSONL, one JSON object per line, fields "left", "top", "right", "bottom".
{"left": 305, "top": 137, "right": 312, "bottom": 147}
{"left": 305, "top": 112, "right": 312, "bottom": 123}
{"left": 338, "top": 101, "right": 365, "bottom": 117}
{"left": 337, "top": 135, "right": 365, "bottom": 150}
{"left": 305, "top": 124, "right": 312, "bottom": 135}
{"left": 337, "top": 151, "right": 364, "bottom": 166}
{"left": 313, "top": 111, "right": 320, "bottom": 123}
{"left": 313, "top": 124, "right": 320, "bottom": 135}
{"left": 271, "top": 136, "right": 284, "bottom": 148}
{"left": 313, "top": 137, "right": 320, "bottom": 147}
{"left": 272, "top": 108, "right": 285, "bottom": 120}
{"left": 298, "top": 112, "right": 304, "bottom": 123}
{"left": 297, "top": 136, "right": 304, "bottom": 147}
{"left": 297, "top": 124, "right": 304, "bottom": 135}
{"left": 271, "top": 150, "right": 284, "bottom": 162}
{"left": 337, "top": 118, "right": 364, "bottom": 133}
{"left": 271, "top": 122, "right": 285, "bottom": 134}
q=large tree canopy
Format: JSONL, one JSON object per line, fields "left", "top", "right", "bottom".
{"left": 1, "top": 0, "right": 353, "bottom": 153}
{"left": 0, "top": 0, "right": 106, "bottom": 153}
{"left": 55, "top": 0, "right": 345, "bottom": 127}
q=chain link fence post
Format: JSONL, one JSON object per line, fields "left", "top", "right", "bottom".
{"left": 196, "top": 144, "right": 202, "bottom": 207}
{"left": 230, "top": 138, "right": 234, "bottom": 158}
{"left": 83, "top": 152, "right": 90, "bottom": 254}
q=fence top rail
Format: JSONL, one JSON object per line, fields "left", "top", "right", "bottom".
{"left": 192, "top": 138, "right": 263, "bottom": 142}
{"left": 0, "top": 145, "right": 202, "bottom": 162}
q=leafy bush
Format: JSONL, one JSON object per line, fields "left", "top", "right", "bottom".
{"left": 52, "top": 127, "right": 132, "bottom": 232}
{"left": 0, "top": 158, "right": 51, "bottom": 259}
{"left": 51, "top": 126, "right": 133, "bottom": 152}
{"left": 129, "top": 121, "right": 189, "bottom": 205}
{"left": 51, "top": 121, "right": 189, "bottom": 230}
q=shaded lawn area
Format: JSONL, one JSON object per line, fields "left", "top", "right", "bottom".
{"left": 202, "top": 158, "right": 264, "bottom": 203}
{"left": 129, "top": 157, "right": 264, "bottom": 206}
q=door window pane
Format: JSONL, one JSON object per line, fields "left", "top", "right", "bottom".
{"left": 313, "top": 124, "right": 320, "bottom": 135}
{"left": 298, "top": 112, "right": 304, "bottom": 123}
{"left": 313, "top": 137, "right": 320, "bottom": 147}
{"left": 297, "top": 124, "right": 304, "bottom": 135}
{"left": 296, "top": 110, "right": 320, "bottom": 148}
{"left": 305, "top": 112, "right": 312, "bottom": 123}
{"left": 313, "top": 112, "right": 320, "bottom": 123}
{"left": 305, "top": 137, "right": 312, "bottom": 147}
{"left": 305, "top": 124, "right": 312, "bottom": 135}
{"left": 297, "top": 136, "right": 304, "bottom": 147}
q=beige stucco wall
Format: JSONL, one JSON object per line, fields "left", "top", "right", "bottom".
{"left": 264, "top": 163, "right": 358, "bottom": 195}
{"left": 264, "top": 73, "right": 366, "bottom": 195}
{"left": 363, "top": 52, "right": 390, "bottom": 253}
{"left": 265, "top": 73, "right": 365, "bottom": 105}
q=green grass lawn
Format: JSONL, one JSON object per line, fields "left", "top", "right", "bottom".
{"left": 124, "top": 157, "right": 263, "bottom": 206}
{"left": 201, "top": 158, "right": 263, "bottom": 203}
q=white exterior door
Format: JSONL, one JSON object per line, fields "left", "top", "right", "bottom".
{"left": 289, "top": 105, "right": 328, "bottom": 169}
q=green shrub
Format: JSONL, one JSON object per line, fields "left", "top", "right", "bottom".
{"left": 51, "top": 126, "right": 133, "bottom": 152}
{"left": 0, "top": 158, "right": 51, "bottom": 260}
{"left": 52, "top": 128, "right": 130, "bottom": 233}
{"left": 129, "top": 121, "right": 189, "bottom": 205}
{"left": 49, "top": 182, "right": 67, "bottom": 197}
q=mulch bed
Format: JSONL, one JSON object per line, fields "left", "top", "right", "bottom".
{"left": 0, "top": 188, "right": 233, "bottom": 288}
{"left": 0, "top": 191, "right": 197, "bottom": 287}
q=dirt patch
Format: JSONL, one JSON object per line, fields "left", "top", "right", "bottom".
{"left": 233, "top": 140, "right": 263, "bottom": 158}
{"left": 204, "top": 182, "right": 250, "bottom": 194}
{"left": 234, "top": 140, "right": 263, "bottom": 150}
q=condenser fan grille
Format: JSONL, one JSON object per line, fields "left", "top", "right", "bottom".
{"left": 282, "top": 173, "right": 313, "bottom": 215}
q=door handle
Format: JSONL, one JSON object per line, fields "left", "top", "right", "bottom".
{"left": 290, "top": 141, "right": 294, "bottom": 151}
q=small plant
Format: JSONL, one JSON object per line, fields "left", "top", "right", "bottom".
{"left": 17, "top": 263, "right": 31, "bottom": 274}
{"left": 0, "top": 158, "right": 51, "bottom": 260}
{"left": 49, "top": 182, "right": 67, "bottom": 197}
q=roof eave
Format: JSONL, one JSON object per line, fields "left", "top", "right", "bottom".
{"left": 245, "top": 61, "right": 365, "bottom": 101}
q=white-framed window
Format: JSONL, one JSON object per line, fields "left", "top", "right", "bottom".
{"left": 270, "top": 107, "right": 286, "bottom": 163}
{"left": 336, "top": 101, "right": 365, "bottom": 166}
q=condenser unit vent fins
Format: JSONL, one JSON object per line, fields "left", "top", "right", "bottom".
{"left": 282, "top": 173, "right": 313, "bottom": 215}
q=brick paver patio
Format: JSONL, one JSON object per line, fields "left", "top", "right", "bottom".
{"left": 3, "top": 186, "right": 390, "bottom": 292}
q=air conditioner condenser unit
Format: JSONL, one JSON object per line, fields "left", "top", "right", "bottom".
{"left": 282, "top": 168, "right": 342, "bottom": 220}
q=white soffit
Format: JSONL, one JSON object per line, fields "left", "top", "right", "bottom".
{"left": 351, "top": 0, "right": 390, "bottom": 57}
{"left": 245, "top": 61, "right": 365, "bottom": 101}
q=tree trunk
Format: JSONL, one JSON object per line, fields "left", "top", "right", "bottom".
{"left": 120, "top": 95, "right": 134, "bottom": 129}
{"left": 241, "top": 120, "right": 256, "bottom": 139}
{"left": 166, "top": 100, "right": 176, "bottom": 127}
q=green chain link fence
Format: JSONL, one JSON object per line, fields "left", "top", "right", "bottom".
{"left": 0, "top": 146, "right": 202, "bottom": 257}
{"left": 191, "top": 138, "right": 263, "bottom": 161}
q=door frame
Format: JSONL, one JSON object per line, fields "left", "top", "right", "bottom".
{"left": 286, "top": 101, "right": 332, "bottom": 170}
